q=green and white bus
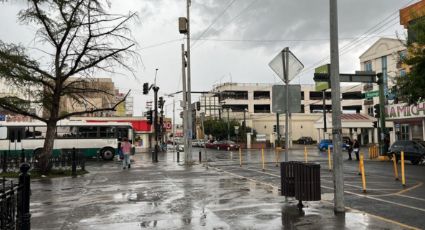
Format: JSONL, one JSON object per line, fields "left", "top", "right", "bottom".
{"left": 0, "top": 120, "right": 134, "bottom": 160}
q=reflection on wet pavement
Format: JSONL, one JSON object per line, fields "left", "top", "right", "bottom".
{"left": 29, "top": 152, "right": 408, "bottom": 229}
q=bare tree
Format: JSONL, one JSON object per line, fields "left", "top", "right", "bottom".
{"left": 0, "top": 0, "right": 138, "bottom": 172}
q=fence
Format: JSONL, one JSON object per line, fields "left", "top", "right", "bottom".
{"left": 0, "top": 163, "right": 31, "bottom": 230}
{"left": 1, "top": 148, "right": 86, "bottom": 173}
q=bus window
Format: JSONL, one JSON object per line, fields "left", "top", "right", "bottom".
{"left": 117, "top": 127, "right": 129, "bottom": 141}
{"left": 79, "top": 126, "right": 98, "bottom": 138}
{"left": 57, "top": 126, "right": 78, "bottom": 138}
{"left": 25, "top": 127, "right": 34, "bottom": 139}
{"left": 0, "top": 127, "right": 7, "bottom": 139}
{"left": 99, "top": 126, "right": 115, "bottom": 138}
{"left": 34, "top": 126, "right": 46, "bottom": 139}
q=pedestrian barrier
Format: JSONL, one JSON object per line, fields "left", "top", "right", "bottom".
{"left": 327, "top": 146, "right": 332, "bottom": 171}
{"left": 359, "top": 152, "right": 366, "bottom": 193}
{"left": 199, "top": 151, "right": 202, "bottom": 163}
{"left": 401, "top": 151, "right": 406, "bottom": 187}
{"left": 0, "top": 163, "right": 31, "bottom": 230}
{"left": 281, "top": 161, "right": 321, "bottom": 208}
{"left": 239, "top": 148, "right": 242, "bottom": 167}
{"left": 261, "top": 148, "right": 265, "bottom": 171}
{"left": 369, "top": 145, "right": 379, "bottom": 159}
{"left": 392, "top": 153, "right": 399, "bottom": 181}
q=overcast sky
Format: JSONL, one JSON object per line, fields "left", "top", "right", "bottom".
{"left": 0, "top": 0, "right": 416, "bottom": 118}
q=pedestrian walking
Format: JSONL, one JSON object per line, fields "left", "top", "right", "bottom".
{"left": 353, "top": 139, "right": 360, "bottom": 161}
{"left": 347, "top": 139, "right": 353, "bottom": 160}
{"left": 121, "top": 137, "right": 132, "bottom": 169}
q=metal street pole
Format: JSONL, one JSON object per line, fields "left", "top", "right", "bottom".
{"left": 378, "top": 73, "right": 387, "bottom": 155}
{"left": 201, "top": 112, "right": 207, "bottom": 169}
{"left": 323, "top": 90, "right": 327, "bottom": 139}
{"left": 227, "top": 108, "right": 230, "bottom": 141}
{"left": 186, "top": 0, "right": 193, "bottom": 163}
{"left": 282, "top": 48, "right": 289, "bottom": 162}
{"left": 243, "top": 108, "right": 247, "bottom": 144}
{"left": 276, "top": 113, "right": 280, "bottom": 147}
{"left": 153, "top": 86, "right": 159, "bottom": 163}
{"left": 330, "top": 0, "right": 345, "bottom": 213}
{"left": 181, "top": 44, "right": 189, "bottom": 164}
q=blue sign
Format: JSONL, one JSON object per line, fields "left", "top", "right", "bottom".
{"left": 0, "top": 115, "right": 5, "bottom": 121}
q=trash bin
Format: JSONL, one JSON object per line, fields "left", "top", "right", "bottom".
{"left": 280, "top": 161, "right": 297, "bottom": 197}
{"left": 281, "top": 161, "right": 321, "bottom": 207}
{"left": 294, "top": 163, "right": 321, "bottom": 202}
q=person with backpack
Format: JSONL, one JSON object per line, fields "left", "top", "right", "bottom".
{"left": 121, "top": 137, "right": 132, "bottom": 169}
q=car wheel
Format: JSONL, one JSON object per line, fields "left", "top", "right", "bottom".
{"left": 100, "top": 147, "right": 115, "bottom": 161}
{"left": 411, "top": 159, "right": 419, "bottom": 165}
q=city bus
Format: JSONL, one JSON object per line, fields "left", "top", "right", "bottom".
{"left": 0, "top": 120, "right": 134, "bottom": 160}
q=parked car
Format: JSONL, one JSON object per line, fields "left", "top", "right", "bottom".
{"left": 216, "top": 140, "right": 240, "bottom": 151}
{"left": 295, "top": 136, "right": 314, "bottom": 145}
{"left": 205, "top": 141, "right": 218, "bottom": 149}
{"left": 318, "top": 139, "right": 349, "bottom": 151}
{"left": 388, "top": 140, "right": 425, "bottom": 165}
{"left": 318, "top": 139, "right": 332, "bottom": 151}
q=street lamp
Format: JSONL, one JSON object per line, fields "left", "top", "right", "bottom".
{"left": 243, "top": 108, "right": 248, "bottom": 144}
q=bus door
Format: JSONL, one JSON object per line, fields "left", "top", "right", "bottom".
{"left": 8, "top": 127, "right": 25, "bottom": 154}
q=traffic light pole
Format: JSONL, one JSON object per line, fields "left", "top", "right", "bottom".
{"left": 378, "top": 73, "right": 387, "bottom": 155}
{"left": 276, "top": 113, "right": 280, "bottom": 147}
{"left": 153, "top": 86, "right": 159, "bottom": 163}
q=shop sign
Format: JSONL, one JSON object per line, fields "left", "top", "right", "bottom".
{"left": 385, "top": 102, "right": 425, "bottom": 119}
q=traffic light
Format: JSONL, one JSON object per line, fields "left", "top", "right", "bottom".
{"left": 143, "top": 83, "right": 149, "bottom": 95}
{"left": 373, "top": 104, "right": 380, "bottom": 118}
{"left": 158, "top": 97, "right": 164, "bottom": 108}
{"left": 273, "top": 125, "right": 277, "bottom": 133}
{"left": 376, "top": 73, "right": 383, "bottom": 85}
{"left": 146, "top": 110, "right": 153, "bottom": 124}
{"left": 373, "top": 121, "right": 377, "bottom": 128}
{"left": 196, "top": 101, "right": 201, "bottom": 111}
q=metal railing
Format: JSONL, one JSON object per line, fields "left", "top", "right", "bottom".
{"left": 0, "top": 163, "right": 31, "bottom": 230}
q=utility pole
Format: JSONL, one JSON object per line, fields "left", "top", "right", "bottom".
{"left": 243, "top": 108, "right": 247, "bottom": 144}
{"left": 186, "top": 0, "right": 193, "bottom": 163}
{"left": 330, "top": 0, "right": 345, "bottom": 212}
{"left": 181, "top": 44, "right": 189, "bottom": 164}
{"left": 227, "top": 108, "right": 230, "bottom": 141}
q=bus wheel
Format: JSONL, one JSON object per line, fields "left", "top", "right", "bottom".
{"left": 100, "top": 147, "right": 115, "bottom": 161}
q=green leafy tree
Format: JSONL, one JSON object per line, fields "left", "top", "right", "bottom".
{"left": 0, "top": 0, "right": 138, "bottom": 172}
{"left": 396, "top": 16, "right": 425, "bottom": 104}
{"left": 204, "top": 118, "right": 246, "bottom": 141}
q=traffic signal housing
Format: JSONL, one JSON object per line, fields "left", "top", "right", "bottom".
{"left": 273, "top": 125, "right": 277, "bottom": 133}
{"left": 158, "top": 97, "right": 164, "bottom": 108}
{"left": 373, "top": 121, "right": 377, "bottom": 128}
{"left": 373, "top": 104, "right": 380, "bottom": 118}
{"left": 196, "top": 101, "right": 201, "bottom": 111}
{"left": 143, "top": 83, "right": 149, "bottom": 95}
{"left": 146, "top": 110, "right": 153, "bottom": 124}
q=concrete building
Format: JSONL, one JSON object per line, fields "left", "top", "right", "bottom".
{"left": 196, "top": 82, "right": 373, "bottom": 145}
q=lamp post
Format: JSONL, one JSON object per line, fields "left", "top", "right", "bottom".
{"left": 243, "top": 108, "right": 247, "bottom": 144}
{"left": 227, "top": 108, "right": 232, "bottom": 141}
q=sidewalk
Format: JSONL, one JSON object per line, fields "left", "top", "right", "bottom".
{"left": 30, "top": 152, "right": 407, "bottom": 229}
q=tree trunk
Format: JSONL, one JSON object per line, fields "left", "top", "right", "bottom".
{"left": 39, "top": 120, "right": 57, "bottom": 173}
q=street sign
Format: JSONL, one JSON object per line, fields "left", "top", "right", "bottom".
{"left": 272, "top": 85, "right": 301, "bottom": 113}
{"left": 314, "top": 71, "right": 376, "bottom": 83}
{"left": 365, "top": 90, "right": 379, "bottom": 99}
{"left": 315, "top": 64, "right": 330, "bottom": 91}
{"left": 269, "top": 49, "right": 304, "bottom": 82}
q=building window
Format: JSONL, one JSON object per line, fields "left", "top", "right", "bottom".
{"left": 364, "top": 61, "right": 372, "bottom": 71}
{"left": 400, "top": 124, "right": 409, "bottom": 140}
{"left": 254, "top": 104, "right": 270, "bottom": 113}
{"left": 253, "top": 91, "right": 270, "bottom": 100}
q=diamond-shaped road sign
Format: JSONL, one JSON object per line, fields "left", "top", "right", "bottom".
{"left": 269, "top": 48, "right": 304, "bottom": 82}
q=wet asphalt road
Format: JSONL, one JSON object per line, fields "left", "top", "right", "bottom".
{"left": 29, "top": 146, "right": 424, "bottom": 229}
{"left": 204, "top": 145, "right": 425, "bottom": 229}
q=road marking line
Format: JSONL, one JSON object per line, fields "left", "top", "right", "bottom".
{"left": 213, "top": 165, "right": 421, "bottom": 230}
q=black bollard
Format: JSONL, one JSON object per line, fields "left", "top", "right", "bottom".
{"left": 21, "top": 148, "right": 25, "bottom": 163}
{"left": 72, "top": 148, "right": 77, "bottom": 177}
{"left": 18, "top": 162, "right": 31, "bottom": 230}
{"left": 199, "top": 151, "right": 202, "bottom": 163}
{"left": 177, "top": 151, "right": 180, "bottom": 163}
{"left": 2, "top": 151, "right": 7, "bottom": 173}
